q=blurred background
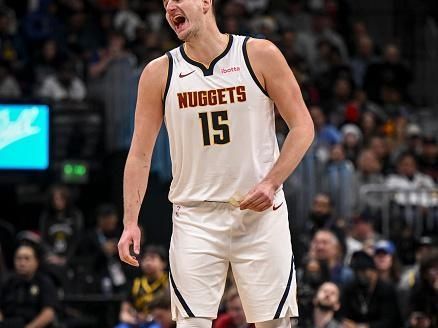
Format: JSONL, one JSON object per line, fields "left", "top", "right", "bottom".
{"left": 0, "top": 0, "right": 437, "bottom": 327}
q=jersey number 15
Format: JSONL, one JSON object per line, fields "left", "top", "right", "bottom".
{"left": 198, "top": 110, "right": 231, "bottom": 146}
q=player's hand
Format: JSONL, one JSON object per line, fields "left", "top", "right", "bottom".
{"left": 118, "top": 224, "right": 141, "bottom": 267}
{"left": 239, "top": 181, "right": 276, "bottom": 212}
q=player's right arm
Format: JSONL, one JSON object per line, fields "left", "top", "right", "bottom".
{"left": 118, "top": 55, "right": 168, "bottom": 266}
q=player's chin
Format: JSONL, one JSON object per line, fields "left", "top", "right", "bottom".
{"left": 176, "top": 29, "right": 191, "bottom": 41}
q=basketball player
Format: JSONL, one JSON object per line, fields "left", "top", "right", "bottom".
{"left": 118, "top": 0, "right": 314, "bottom": 327}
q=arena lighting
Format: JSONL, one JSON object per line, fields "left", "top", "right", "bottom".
{"left": 61, "top": 161, "right": 89, "bottom": 183}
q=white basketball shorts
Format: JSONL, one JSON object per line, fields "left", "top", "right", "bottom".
{"left": 168, "top": 190, "right": 298, "bottom": 323}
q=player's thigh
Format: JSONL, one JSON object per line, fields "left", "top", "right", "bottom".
{"left": 230, "top": 199, "right": 298, "bottom": 322}
{"left": 169, "top": 204, "right": 230, "bottom": 319}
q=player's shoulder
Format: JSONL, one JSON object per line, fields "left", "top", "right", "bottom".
{"left": 138, "top": 54, "right": 170, "bottom": 90}
{"left": 245, "top": 37, "right": 282, "bottom": 60}
{"left": 140, "top": 54, "right": 169, "bottom": 80}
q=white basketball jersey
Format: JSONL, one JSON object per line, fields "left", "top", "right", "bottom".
{"left": 164, "top": 34, "right": 280, "bottom": 204}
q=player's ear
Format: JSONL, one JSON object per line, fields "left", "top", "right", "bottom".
{"left": 201, "top": 0, "right": 212, "bottom": 14}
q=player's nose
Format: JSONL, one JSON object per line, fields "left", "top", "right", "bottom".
{"left": 165, "top": 0, "right": 177, "bottom": 12}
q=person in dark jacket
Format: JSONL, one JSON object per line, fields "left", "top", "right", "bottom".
{"left": 408, "top": 250, "right": 438, "bottom": 328}
{"left": 340, "top": 251, "right": 402, "bottom": 328}
{"left": 0, "top": 242, "right": 59, "bottom": 328}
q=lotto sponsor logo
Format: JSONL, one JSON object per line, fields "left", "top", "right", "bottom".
{"left": 221, "top": 66, "right": 240, "bottom": 74}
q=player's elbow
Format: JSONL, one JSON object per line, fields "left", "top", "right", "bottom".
{"left": 300, "top": 117, "right": 315, "bottom": 147}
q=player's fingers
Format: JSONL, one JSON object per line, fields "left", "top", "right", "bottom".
{"left": 239, "top": 189, "right": 257, "bottom": 208}
{"left": 118, "top": 238, "right": 138, "bottom": 267}
{"left": 252, "top": 201, "right": 272, "bottom": 212}
{"left": 240, "top": 187, "right": 271, "bottom": 208}
{"left": 244, "top": 197, "right": 266, "bottom": 210}
{"left": 241, "top": 189, "right": 273, "bottom": 210}
{"left": 133, "top": 233, "right": 141, "bottom": 255}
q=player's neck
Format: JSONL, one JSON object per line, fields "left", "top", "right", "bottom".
{"left": 184, "top": 26, "right": 228, "bottom": 68}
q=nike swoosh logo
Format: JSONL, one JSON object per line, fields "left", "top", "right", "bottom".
{"left": 179, "top": 70, "right": 195, "bottom": 78}
{"left": 273, "top": 202, "right": 283, "bottom": 211}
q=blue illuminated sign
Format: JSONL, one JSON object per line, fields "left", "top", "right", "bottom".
{"left": 0, "top": 104, "right": 50, "bottom": 170}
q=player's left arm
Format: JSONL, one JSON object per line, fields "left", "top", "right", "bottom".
{"left": 240, "top": 39, "right": 314, "bottom": 212}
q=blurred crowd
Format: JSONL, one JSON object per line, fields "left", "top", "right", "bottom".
{"left": 1, "top": 0, "right": 438, "bottom": 327}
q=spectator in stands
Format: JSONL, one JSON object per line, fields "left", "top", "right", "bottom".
{"left": 368, "top": 135, "right": 392, "bottom": 175}
{"left": 398, "top": 236, "right": 435, "bottom": 319}
{"left": 21, "top": 1, "right": 62, "bottom": 45}
{"left": 0, "top": 8, "right": 27, "bottom": 71}
{"left": 74, "top": 203, "right": 126, "bottom": 294}
{"left": 64, "top": 9, "right": 100, "bottom": 56}
{"left": 32, "top": 39, "right": 63, "bottom": 85}
{"left": 307, "top": 282, "right": 341, "bottom": 328}
{"left": 353, "top": 148, "right": 385, "bottom": 213}
{"left": 148, "top": 294, "right": 175, "bottom": 328}
{"left": 400, "top": 236, "right": 435, "bottom": 290}
{"left": 408, "top": 250, "right": 438, "bottom": 328}
{"left": 398, "top": 123, "right": 424, "bottom": 160}
{"left": 358, "top": 111, "right": 381, "bottom": 146}
{"left": 87, "top": 30, "right": 137, "bottom": 152}
{"left": 364, "top": 43, "right": 413, "bottom": 104}
{"left": 373, "top": 240, "right": 401, "bottom": 284}
{"left": 418, "top": 136, "right": 438, "bottom": 182}
{"left": 355, "top": 149, "right": 384, "bottom": 186}
{"left": 309, "top": 230, "right": 352, "bottom": 285}
{"left": 39, "top": 184, "right": 83, "bottom": 268}
{"left": 113, "top": 0, "right": 143, "bottom": 42}
{"left": 88, "top": 31, "right": 136, "bottom": 79}
{"left": 323, "top": 144, "right": 356, "bottom": 219}
{"left": 350, "top": 35, "right": 376, "bottom": 88}
{"left": 296, "top": 258, "right": 331, "bottom": 326}
{"left": 307, "top": 193, "right": 338, "bottom": 237}
{"left": 0, "top": 242, "right": 58, "bottom": 328}
{"left": 341, "top": 124, "right": 362, "bottom": 164}
{"left": 116, "top": 245, "right": 169, "bottom": 328}
{"left": 295, "top": 11, "right": 348, "bottom": 74}
{"left": 0, "top": 60, "right": 21, "bottom": 98}
{"left": 345, "top": 212, "right": 380, "bottom": 264}
{"left": 273, "top": 0, "right": 311, "bottom": 33}
{"left": 386, "top": 152, "right": 435, "bottom": 206}
{"left": 408, "top": 311, "right": 433, "bottom": 328}
{"left": 38, "top": 59, "right": 87, "bottom": 101}
{"left": 341, "top": 251, "right": 402, "bottom": 328}
{"left": 310, "top": 105, "right": 342, "bottom": 163}
{"left": 326, "top": 76, "right": 355, "bottom": 127}
{"left": 214, "top": 288, "right": 254, "bottom": 328}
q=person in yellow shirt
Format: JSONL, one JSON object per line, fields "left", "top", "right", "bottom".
{"left": 116, "top": 245, "right": 169, "bottom": 328}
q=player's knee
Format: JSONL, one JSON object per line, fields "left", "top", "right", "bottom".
{"left": 176, "top": 317, "right": 212, "bottom": 328}
{"left": 255, "top": 317, "right": 291, "bottom": 328}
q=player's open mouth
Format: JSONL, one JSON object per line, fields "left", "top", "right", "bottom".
{"left": 173, "top": 15, "right": 187, "bottom": 33}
